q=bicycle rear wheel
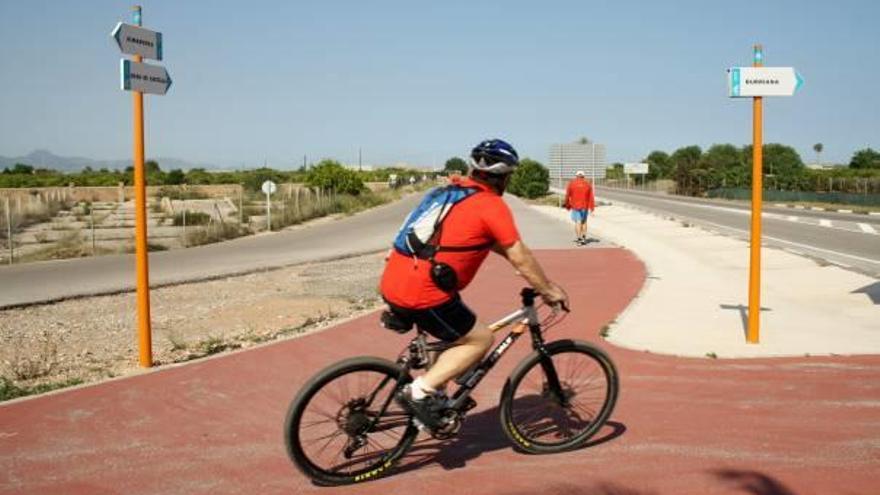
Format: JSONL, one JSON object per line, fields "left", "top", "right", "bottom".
{"left": 284, "top": 356, "right": 418, "bottom": 485}
{"left": 499, "top": 339, "right": 618, "bottom": 454}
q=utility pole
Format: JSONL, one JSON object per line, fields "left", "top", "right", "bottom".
{"left": 5, "top": 197, "right": 12, "bottom": 264}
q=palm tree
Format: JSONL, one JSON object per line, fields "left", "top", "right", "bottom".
{"left": 813, "top": 143, "right": 823, "bottom": 166}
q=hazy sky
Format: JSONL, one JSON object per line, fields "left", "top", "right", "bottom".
{"left": 1, "top": 0, "right": 878, "bottom": 168}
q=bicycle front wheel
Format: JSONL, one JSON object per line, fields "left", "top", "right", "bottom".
{"left": 284, "top": 356, "right": 418, "bottom": 485}
{"left": 499, "top": 339, "right": 618, "bottom": 454}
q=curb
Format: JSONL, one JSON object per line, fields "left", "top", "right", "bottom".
{"left": 772, "top": 202, "right": 878, "bottom": 215}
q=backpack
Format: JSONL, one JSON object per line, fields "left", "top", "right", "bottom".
{"left": 392, "top": 185, "right": 493, "bottom": 291}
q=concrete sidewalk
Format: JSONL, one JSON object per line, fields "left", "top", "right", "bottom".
{"left": 532, "top": 201, "right": 879, "bottom": 358}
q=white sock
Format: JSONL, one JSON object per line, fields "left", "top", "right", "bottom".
{"left": 411, "top": 377, "right": 435, "bottom": 400}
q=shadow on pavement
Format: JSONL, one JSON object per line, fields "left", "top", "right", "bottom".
{"left": 852, "top": 281, "right": 880, "bottom": 304}
{"left": 392, "top": 403, "right": 626, "bottom": 476}
{"left": 712, "top": 469, "right": 798, "bottom": 495}
{"left": 503, "top": 481, "right": 658, "bottom": 495}
{"left": 720, "top": 303, "right": 773, "bottom": 338}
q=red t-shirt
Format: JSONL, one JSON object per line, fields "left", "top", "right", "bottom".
{"left": 380, "top": 178, "right": 520, "bottom": 309}
{"left": 565, "top": 178, "right": 595, "bottom": 210}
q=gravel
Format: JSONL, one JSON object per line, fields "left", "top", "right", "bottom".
{"left": 0, "top": 252, "right": 386, "bottom": 397}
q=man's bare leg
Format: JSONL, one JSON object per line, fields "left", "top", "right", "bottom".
{"left": 419, "top": 324, "right": 494, "bottom": 390}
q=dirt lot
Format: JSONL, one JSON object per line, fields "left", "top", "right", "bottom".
{"left": 0, "top": 252, "right": 386, "bottom": 399}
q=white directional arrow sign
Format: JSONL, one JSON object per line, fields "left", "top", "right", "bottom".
{"left": 111, "top": 22, "right": 163, "bottom": 61}
{"left": 120, "top": 59, "right": 172, "bottom": 95}
{"left": 728, "top": 67, "right": 804, "bottom": 97}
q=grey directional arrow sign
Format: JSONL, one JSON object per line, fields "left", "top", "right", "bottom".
{"left": 120, "top": 59, "right": 172, "bottom": 95}
{"left": 111, "top": 22, "right": 163, "bottom": 61}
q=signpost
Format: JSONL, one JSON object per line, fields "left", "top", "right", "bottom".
{"left": 111, "top": 22, "right": 163, "bottom": 60}
{"left": 121, "top": 60, "right": 172, "bottom": 95}
{"left": 112, "top": 5, "right": 171, "bottom": 367}
{"left": 262, "top": 180, "right": 277, "bottom": 231}
{"left": 728, "top": 67, "right": 803, "bottom": 97}
{"left": 623, "top": 163, "right": 648, "bottom": 175}
{"left": 729, "top": 45, "right": 802, "bottom": 344}
{"left": 624, "top": 163, "right": 648, "bottom": 189}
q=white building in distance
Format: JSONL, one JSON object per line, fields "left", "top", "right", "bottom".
{"left": 548, "top": 139, "right": 606, "bottom": 181}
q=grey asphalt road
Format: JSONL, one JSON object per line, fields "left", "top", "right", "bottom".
{"left": 0, "top": 192, "right": 590, "bottom": 309}
{"left": 594, "top": 186, "right": 880, "bottom": 277}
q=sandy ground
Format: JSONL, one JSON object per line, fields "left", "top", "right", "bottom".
{"left": 0, "top": 252, "right": 385, "bottom": 393}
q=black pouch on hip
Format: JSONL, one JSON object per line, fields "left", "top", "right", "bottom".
{"left": 430, "top": 261, "right": 459, "bottom": 292}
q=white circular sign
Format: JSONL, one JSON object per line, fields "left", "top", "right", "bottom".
{"left": 261, "top": 180, "right": 277, "bottom": 195}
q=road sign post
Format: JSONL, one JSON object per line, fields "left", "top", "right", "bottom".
{"left": 262, "top": 180, "right": 277, "bottom": 231}
{"left": 121, "top": 60, "right": 172, "bottom": 95}
{"left": 728, "top": 45, "right": 802, "bottom": 344}
{"left": 748, "top": 45, "right": 764, "bottom": 344}
{"left": 112, "top": 5, "right": 171, "bottom": 367}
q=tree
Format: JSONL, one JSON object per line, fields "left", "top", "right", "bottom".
{"left": 742, "top": 143, "right": 805, "bottom": 189}
{"left": 507, "top": 158, "right": 549, "bottom": 198}
{"left": 443, "top": 157, "right": 468, "bottom": 175}
{"left": 606, "top": 163, "right": 625, "bottom": 180}
{"left": 849, "top": 148, "right": 880, "bottom": 169}
{"left": 813, "top": 143, "right": 823, "bottom": 165}
{"left": 185, "top": 168, "right": 213, "bottom": 185}
{"left": 670, "top": 146, "right": 702, "bottom": 195}
{"left": 306, "top": 160, "right": 364, "bottom": 195}
{"left": 166, "top": 169, "right": 186, "bottom": 185}
{"left": 11, "top": 163, "right": 34, "bottom": 175}
{"left": 699, "top": 144, "right": 744, "bottom": 189}
{"left": 645, "top": 151, "right": 673, "bottom": 180}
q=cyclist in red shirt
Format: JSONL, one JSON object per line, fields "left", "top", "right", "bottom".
{"left": 564, "top": 170, "right": 595, "bottom": 245}
{"left": 380, "top": 139, "right": 568, "bottom": 428}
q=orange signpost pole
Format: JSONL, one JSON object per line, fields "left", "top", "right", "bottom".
{"left": 747, "top": 44, "right": 763, "bottom": 344}
{"left": 131, "top": 5, "right": 153, "bottom": 367}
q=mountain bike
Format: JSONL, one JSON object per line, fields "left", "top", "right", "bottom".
{"left": 283, "top": 288, "right": 619, "bottom": 485}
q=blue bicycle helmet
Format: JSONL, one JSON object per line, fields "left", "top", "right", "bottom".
{"left": 470, "top": 139, "right": 519, "bottom": 175}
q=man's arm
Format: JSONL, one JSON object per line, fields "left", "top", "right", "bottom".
{"left": 493, "top": 240, "right": 568, "bottom": 306}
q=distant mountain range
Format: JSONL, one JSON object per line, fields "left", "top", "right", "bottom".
{"left": 0, "top": 150, "right": 213, "bottom": 172}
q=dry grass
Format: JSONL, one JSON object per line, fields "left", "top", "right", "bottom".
{"left": 2, "top": 330, "right": 60, "bottom": 381}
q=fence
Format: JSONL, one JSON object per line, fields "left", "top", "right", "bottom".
{"left": 706, "top": 188, "right": 880, "bottom": 206}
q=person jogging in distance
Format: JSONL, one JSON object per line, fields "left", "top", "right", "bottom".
{"left": 564, "top": 170, "right": 595, "bottom": 245}
{"left": 379, "top": 138, "right": 568, "bottom": 429}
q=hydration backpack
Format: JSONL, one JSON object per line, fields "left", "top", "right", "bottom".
{"left": 392, "top": 185, "right": 493, "bottom": 291}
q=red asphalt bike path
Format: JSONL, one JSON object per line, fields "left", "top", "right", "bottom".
{"left": 1, "top": 248, "right": 878, "bottom": 495}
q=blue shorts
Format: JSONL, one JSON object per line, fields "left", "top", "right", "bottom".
{"left": 571, "top": 209, "right": 589, "bottom": 223}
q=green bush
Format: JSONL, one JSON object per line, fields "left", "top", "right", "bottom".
{"left": 157, "top": 186, "right": 209, "bottom": 200}
{"left": 508, "top": 158, "right": 550, "bottom": 198}
{"left": 306, "top": 160, "right": 365, "bottom": 195}
{"left": 444, "top": 157, "right": 468, "bottom": 175}
{"left": 172, "top": 211, "right": 211, "bottom": 226}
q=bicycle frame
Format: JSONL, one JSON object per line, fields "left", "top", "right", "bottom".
{"left": 363, "top": 288, "right": 567, "bottom": 433}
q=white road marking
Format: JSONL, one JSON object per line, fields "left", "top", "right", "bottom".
{"left": 604, "top": 200, "right": 880, "bottom": 267}
{"left": 819, "top": 219, "right": 832, "bottom": 228}
{"left": 787, "top": 216, "right": 799, "bottom": 222}
{"left": 858, "top": 223, "right": 878, "bottom": 234}
{"left": 838, "top": 209, "right": 852, "bottom": 213}
{"left": 811, "top": 207, "right": 825, "bottom": 211}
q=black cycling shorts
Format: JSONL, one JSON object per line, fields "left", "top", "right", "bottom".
{"left": 385, "top": 296, "right": 477, "bottom": 343}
